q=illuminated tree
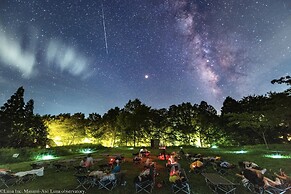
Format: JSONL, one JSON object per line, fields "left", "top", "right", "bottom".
{"left": 118, "top": 99, "right": 151, "bottom": 147}
{"left": 45, "top": 113, "right": 88, "bottom": 146}
{"left": 149, "top": 108, "right": 169, "bottom": 145}
{"left": 101, "top": 107, "right": 120, "bottom": 147}
{"left": 167, "top": 102, "right": 198, "bottom": 145}
{"left": 196, "top": 101, "right": 221, "bottom": 147}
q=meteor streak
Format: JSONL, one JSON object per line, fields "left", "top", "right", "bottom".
{"left": 101, "top": 3, "right": 108, "bottom": 54}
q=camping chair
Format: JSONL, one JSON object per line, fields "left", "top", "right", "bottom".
{"left": 97, "top": 173, "right": 117, "bottom": 191}
{"left": 74, "top": 174, "right": 91, "bottom": 190}
{"left": 241, "top": 178, "right": 264, "bottom": 194}
{"left": 242, "top": 177, "right": 291, "bottom": 194}
{"left": 264, "top": 185, "right": 291, "bottom": 194}
{"left": 74, "top": 166, "right": 88, "bottom": 175}
{"left": 135, "top": 163, "right": 156, "bottom": 193}
{"left": 202, "top": 173, "right": 237, "bottom": 194}
{"left": 53, "top": 163, "right": 68, "bottom": 172}
{"left": 0, "top": 174, "right": 19, "bottom": 188}
{"left": 171, "top": 169, "right": 191, "bottom": 194}
{"left": 212, "top": 162, "right": 236, "bottom": 175}
{"left": 16, "top": 173, "right": 36, "bottom": 184}
{"left": 13, "top": 167, "right": 44, "bottom": 184}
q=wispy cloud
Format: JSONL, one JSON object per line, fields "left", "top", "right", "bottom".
{"left": 46, "top": 40, "right": 90, "bottom": 78}
{"left": 0, "top": 30, "right": 36, "bottom": 78}
{"left": 0, "top": 24, "right": 91, "bottom": 80}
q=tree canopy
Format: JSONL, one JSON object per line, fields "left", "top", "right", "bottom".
{"left": 1, "top": 76, "right": 290, "bottom": 148}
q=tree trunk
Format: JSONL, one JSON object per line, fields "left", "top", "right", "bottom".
{"left": 262, "top": 131, "right": 269, "bottom": 149}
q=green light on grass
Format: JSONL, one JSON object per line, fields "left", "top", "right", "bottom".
{"left": 79, "top": 148, "right": 93, "bottom": 154}
{"left": 226, "top": 150, "right": 248, "bottom": 154}
{"left": 211, "top": 145, "right": 218, "bottom": 149}
{"left": 35, "top": 154, "right": 56, "bottom": 160}
{"left": 233, "top": 150, "right": 248, "bottom": 154}
{"left": 264, "top": 154, "right": 291, "bottom": 159}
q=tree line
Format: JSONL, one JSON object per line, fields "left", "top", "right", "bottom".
{"left": 0, "top": 76, "right": 290, "bottom": 148}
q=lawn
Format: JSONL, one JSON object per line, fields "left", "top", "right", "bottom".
{"left": 1, "top": 144, "right": 291, "bottom": 194}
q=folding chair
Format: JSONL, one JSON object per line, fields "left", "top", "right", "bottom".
{"left": 241, "top": 178, "right": 264, "bottom": 194}
{"left": 263, "top": 184, "right": 291, "bottom": 194}
{"left": 212, "top": 162, "right": 235, "bottom": 175}
{"left": 97, "top": 174, "right": 117, "bottom": 191}
{"left": 171, "top": 169, "right": 191, "bottom": 194}
{"left": 53, "top": 163, "right": 68, "bottom": 172}
{"left": 202, "top": 173, "right": 237, "bottom": 194}
{"left": 17, "top": 174, "right": 36, "bottom": 184}
{"left": 75, "top": 174, "right": 91, "bottom": 190}
{"left": 0, "top": 174, "right": 19, "bottom": 188}
{"left": 74, "top": 166, "right": 88, "bottom": 175}
{"left": 135, "top": 163, "right": 156, "bottom": 193}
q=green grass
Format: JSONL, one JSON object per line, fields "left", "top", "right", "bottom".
{"left": 1, "top": 144, "right": 291, "bottom": 194}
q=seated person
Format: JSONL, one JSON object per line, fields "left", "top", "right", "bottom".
{"left": 158, "top": 152, "right": 170, "bottom": 160}
{"left": 133, "top": 155, "right": 142, "bottom": 163}
{"left": 79, "top": 157, "right": 87, "bottom": 167}
{"left": 0, "top": 168, "right": 11, "bottom": 175}
{"left": 170, "top": 164, "right": 182, "bottom": 176}
{"left": 145, "top": 158, "right": 152, "bottom": 167}
{"left": 274, "top": 169, "right": 291, "bottom": 185}
{"left": 89, "top": 170, "right": 107, "bottom": 179}
{"left": 111, "top": 160, "right": 121, "bottom": 174}
{"left": 115, "top": 155, "right": 124, "bottom": 162}
{"left": 166, "top": 156, "right": 179, "bottom": 169}
{"left": 189, "top": 159, "right": 204, "bottom": 172}
{"left": 237, "top": 168, "right": 281, "bottom": 188}
{"left": 85, "top": 154, "right": 94, "bottom": 168}
{"left": 238, "top": 161, "right": 261, "bottom": 170}
{"left": 134, "top": 166, "right": 151, "bottom": 183}
{"left": 169, "top": 168, "right": 186, "bottom": 186}
{"left": 220, "top": 161, "right": 236, "bottom": 169}
{"left": 139, "top": 147, "right": 150, "bottom": 157}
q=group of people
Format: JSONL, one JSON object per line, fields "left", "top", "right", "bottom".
{"left": 236, "top": 161, "right": 290, "bottom": 189}
{"left": 79, "top": 153, "right": 123, "bottom": 185}
{"left": 134, "top": 162, "right": 155, "bottom": 183}
{"left": 79, "top": 149, "right": 290, "bottom": 192}
{"left": 79, "top": 153, "right": 94, "bottom": 169}
{"left": 166, "top": 153, "right": 188, "bottom": 186}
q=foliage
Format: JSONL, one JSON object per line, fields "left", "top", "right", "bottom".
{"left": 1, "top": 75, "right": 290, "bottom": 149}
{"left": 0, "top": 87, "right": 48, "bottom": 148}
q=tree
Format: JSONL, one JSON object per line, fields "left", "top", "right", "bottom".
{"left": 221, "top": 96, "right": 241, "bottom": 116}
{"left": 149, "top": 108, "right": 169, "bottom": 145}
{"left": 44, "top": 113, "right": 88, "bottom": 146}
{"left": 117, "top": 99, "right": 151, "bottom": 147}
{"left": 0, "top": 87, "right": 48, "bottom": 147}
{"left": 196, "top": 101, "right": 221, "bottom": 147}
{"left": 167, "top": 102, "right": 198, "bottom": 145}
{"left": 101, "top": 107, "right": 120, "bottom": 147}
{"left": 86, "top": 113, "right": 102, "bottom": 143}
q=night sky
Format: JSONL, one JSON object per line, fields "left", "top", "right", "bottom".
{"left": 0, "top": 0, "right": 290, "bottom": 116}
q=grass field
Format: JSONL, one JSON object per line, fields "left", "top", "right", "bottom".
{"left": 1, "top": 144, "right": 291, "bottom": 194}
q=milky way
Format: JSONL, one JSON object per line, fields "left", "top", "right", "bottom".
{"left": 0, "top": 0, "right": 290, "bottom": 116}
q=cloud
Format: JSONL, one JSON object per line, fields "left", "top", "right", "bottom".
{"left": 0, "top": 30, "right": 36, "bottom": 78}
{"left": 46, "top": 40, "right": 90, "bottom": 77}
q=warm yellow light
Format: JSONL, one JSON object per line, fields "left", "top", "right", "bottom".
{"left": 82, "top": 138, "right": 92, "bottom": 144}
